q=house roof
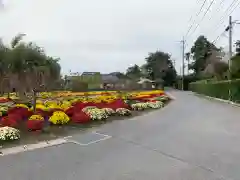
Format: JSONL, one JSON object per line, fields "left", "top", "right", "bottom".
{"left": 82, "top": 72, "right": 100, "bottom": 75}
{"left": 101, "top": 74, "right": 119, "bottom": 83}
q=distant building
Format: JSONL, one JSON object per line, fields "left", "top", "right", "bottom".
{"left": 100, "top": 74, "right": 120, "bottom": 89}
{"left": 81, "top": 72, "right": 100, "bottom": 76}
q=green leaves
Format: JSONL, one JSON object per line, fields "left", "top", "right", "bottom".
{"left": 0, "top": 33, "right": 62, "bottom": 94}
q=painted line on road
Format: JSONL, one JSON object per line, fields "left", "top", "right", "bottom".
{"left": 68, "top": 131, "right": 112, "bottom": 146}
{"left": 0, "top": 136, "right": 71, "bottom": 156}
{"left": 92, "top": 131, "right": 111, "bottom": 137}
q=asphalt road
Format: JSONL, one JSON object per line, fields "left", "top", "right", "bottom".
{"left": 1, "top": 90, "right": 240, "bottom": 180}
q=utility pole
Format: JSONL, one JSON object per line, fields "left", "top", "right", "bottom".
{"left": 180, "top": 66, "right": 182, "bottom": 77}
{"left": 228, "top": 16, "right": 233, "bottom": 101}
{"left": 225, "top": 16, "right": 240, "bottom": 100}
{"left": 181, "top": 37, "right": 185, "bottom": 90}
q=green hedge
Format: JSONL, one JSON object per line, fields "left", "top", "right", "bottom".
{"left": 189, "top": 79, "right": 240, "bottom": 102}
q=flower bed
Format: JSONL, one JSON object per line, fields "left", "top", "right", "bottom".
{"left": 0, "top": 90, "right": 171, "bottom": 144}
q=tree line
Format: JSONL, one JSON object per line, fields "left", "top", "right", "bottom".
{"left": 185, "top": 35, "right": 240, "bottom": 82}
{"left": 115, "top": 51, "right": 177, "bottom": 87}
{"left": 119, "top": 35, "right": 240, "bottom": 89}
{"left": 0, "top": 33, "right": 62, "bottom": 98}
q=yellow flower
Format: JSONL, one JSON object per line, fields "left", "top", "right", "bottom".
{"left": 32, "top": 104, "right": 48, "bottom": 111}
{"left": 15, "top": 104, "right": 29, "bottom": 109}
{"left": 49, "top": 111, "right": 70, "bottom": 125}
{"left": 29, "top": 115, "right": 44, "bottom": 121}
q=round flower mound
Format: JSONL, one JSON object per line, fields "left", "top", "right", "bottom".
{"left": 131, "top": 103, "right": 149, "bottom": 111}
{"left": 27, "top": 115, "right": 45, "bottom": 131}
{"left": 144, "top": 101, "right": 163, "bottom": 109}
{"left": 1, "top": 116, "right": 18, "bottom": 128}
{"left": 60, "top": 101, "right": 72, "bottom": 110}
{"left": 15, "top": 104, "right": 29, "bottom": 109}
{"left": 49, "top": 111, "right": 70, "bottom": 125}
{"left": 116, "top": 108, "right": 131, "bottom": 116}
{"left": 146, "top": 101, "right": 164, "bottom": 109}
{"left": 83, "top": 107, "right": 108, "bottom": 121}
{"left": 72, "top": 111, "right": 91, "bottom": 124}
{"left": 65, "top": 106, "right": 75, "bottom": 117}
{"left": 102, "top": 108, "right": 115, "bottom": 116}
{"left": 82, "top": 106, "right": 97, "bottom": 113}
{"left": 34, "top": 104, "right": 48, "bottom": 111}
{"left": 0, "top": 126, "right": 20, "bottom": 141}
{"left": 154, "top": 95, "right": 169, "bottom": 102}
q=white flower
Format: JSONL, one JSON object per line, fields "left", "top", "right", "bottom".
{"left": 0, "top": 126, "right": 20, "bottom": 141}
{"left": 146, "top": 101, "right": 164, "bottom": 109}
{"left": 102, "top": 108, "right": 115, "bottom": 115}
{"left": 83, "top": 107, "right": 108, "bottom": 120}
{"left": 116, "top": 108, "right": 131, "bottom": 116}
{"left": 131, "top": 103, "right": 149, "bottom": 110}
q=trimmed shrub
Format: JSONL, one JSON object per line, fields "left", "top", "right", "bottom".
{"left": 190, "top": 79, "right": 240, "bottom": 102}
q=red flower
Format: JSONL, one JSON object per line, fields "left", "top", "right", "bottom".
{"left": 108, "top": 99, "right": 130, "bottom": 110}
{"left": 26, "top": 120, "right": 44, "bottom": 131}
{"left": 8, "top": 113, "right": 22, "bottom": 122}
{"left": 35, "top": 109, "right": 50, "bottom": 118}
{"left": 71, "top": 112, "right": 91, "bottom": 124}
{"left": 0, "top": 98, "right": 10, "bottom": 103}
{"left": 1, "top": 116, "right": 18, "bottom": 127}
{"left": 65, "top": 107, "right": 75, "bottom": 117}
{"left": 21, "top": 109, "right": 33, "bottom": 119}
{"left": 7, "top": 107, "right": 19, "bottom": 114}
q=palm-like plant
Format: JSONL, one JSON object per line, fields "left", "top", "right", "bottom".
{"left": 0, "top": 39, "right": 9, "bottom": 95}
{"left": 0, "top": 33, "right": 61, "bottom": 100}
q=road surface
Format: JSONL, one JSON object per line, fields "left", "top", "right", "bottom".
{"left": 1, "top": 90, "right": 240, "bottom": 180}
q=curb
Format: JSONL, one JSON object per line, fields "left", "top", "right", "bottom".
{"left": 194, "top": 93, "right": 240, "bottom": 107}
{"left": 165, "top": 92, "right": 176, "bottom": 100}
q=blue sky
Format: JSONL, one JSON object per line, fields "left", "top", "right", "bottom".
{"left": 0, "top": 0, "right": 239, "bottom": 75}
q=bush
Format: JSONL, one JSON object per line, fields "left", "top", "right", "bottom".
{"left": 190, "top": 79, "right": 240, "bottom": 102}
{"left": 175, "top": 74, "right": 200, "bottom": 90}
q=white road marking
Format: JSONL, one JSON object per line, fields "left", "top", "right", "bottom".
{"left": 69, "top": 135, "right": 111, "bottom": 146}
{"left": 0, "top": 132, "right": 111, "bottom": 156}
{"left": 92, "top": 131, "right": 111, "bottom": 137}
{"left": 68, "top": 131, "right": 112, "bottom": 146}
{"left": 0, "top": 137, "right": 70, "bottom": 156}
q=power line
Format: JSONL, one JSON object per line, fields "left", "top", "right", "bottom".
{"left": 211, "top": 0, "right": 239, "bottom": 34}
{"left": 187, "top": 0, "right": 240, "bottom": 50}
{"left": 185, "top": 0, "right": 208, "bottom": 37}
{"left": 187, "top": 0, "right": 216, "bottom": 40}
{"left": 212, "top": 30, "right": 227, "bottom": 44}
{"left": 187, "top": 0, "right": 207, "bottom": 24}
{"left": 209, "top": 0, "right": 226, "bottom": 21}
{"left": 210, "top": 0, "right": 240, "bottom": 43}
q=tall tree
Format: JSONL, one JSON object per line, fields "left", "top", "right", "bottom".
{"left": 235, "top": 40, "right": 240, "bottom": 55}
{"left": 144, "top": 51, "right": 170, "bottom": 80}
{"left": 162, "top": 60, "right": 177, "bottom": 86}
{"left": 185, "top": 52, "right": 190, "bottom": 73}
{"left": 142, "top": 50, "right": 176, "bottom": 85}
{"left": 126, "top": 64, "right": 142, "bottom": 79}
{"left": 190, "top": 35, "right": 218, "bottom": 75}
